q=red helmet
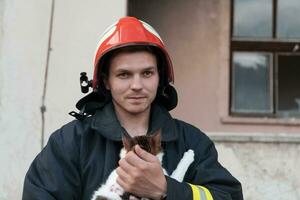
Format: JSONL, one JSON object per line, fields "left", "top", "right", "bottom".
{"left": 92, "top": 16, "right": 174, "bottom": 90}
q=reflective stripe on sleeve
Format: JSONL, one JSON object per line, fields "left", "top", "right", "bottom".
{"left": 188, "top": 184, "right": 214, "bottom": 200}
{"left": 189, "top": 184, "right": 200, "bottom": 200}
{"left": 198, "top": 186, "right": 213, "bottom": 200}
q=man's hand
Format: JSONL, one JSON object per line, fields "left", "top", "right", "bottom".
{"left": 116, "top": 145, "right": 167, "bottom": 200}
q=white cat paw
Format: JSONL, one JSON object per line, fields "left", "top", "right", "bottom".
{"left": 184, "top": 149, "right": 194, "bottom": 162}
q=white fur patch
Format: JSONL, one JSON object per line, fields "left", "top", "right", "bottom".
{"left": 91, "top": 149, "right": 194, "bottom": 200}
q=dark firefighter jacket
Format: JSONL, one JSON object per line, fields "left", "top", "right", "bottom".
{"left": 22, "top": 102, "right": 243, "bottom": 200}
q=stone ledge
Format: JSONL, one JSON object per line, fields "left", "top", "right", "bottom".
{"left": 207, "top": 132, "right": 300, "bottom": 143}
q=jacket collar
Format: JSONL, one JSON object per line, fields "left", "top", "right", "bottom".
{"left": 91, "top": 102, "right": 178, "bottom": 142}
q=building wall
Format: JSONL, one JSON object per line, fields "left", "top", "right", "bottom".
{"left": 128, "top": 0, "right": 300, "bottom": 199}
{"left": 0, "top": 0, "right": 126, "bottom": 199}
{"left": 42, "top": 0, "right": 125, "bottom": 142}
{"left": 128, "top": 0, "right": 300, "bottom": 134}
{"left": 129, "top": 0, "right": 227, "bottom": 131}
{"left": 216, "top": 142, "right": 300, "bottom": 199}
{"left": 0, "top": 1, "right": 51, "bottom": 199}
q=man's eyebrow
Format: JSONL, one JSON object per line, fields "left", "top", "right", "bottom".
{"left": 114, "top": 68, "right": 130, "bottom": 73}
{"left": 143, "top": 66, "right": 157, "bottom": 70}
{"left": 115, "top": 66, "right": 157, "bottom": 72}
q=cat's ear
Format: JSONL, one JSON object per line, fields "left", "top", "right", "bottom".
{"left": 122, "top": 137, "right": 132, "bottom": 152}
{"left": 151, "top": 129, "right": 162, "bottom": 154}
{"left": 121, "top": 127, "right": 133, "bottom": 152}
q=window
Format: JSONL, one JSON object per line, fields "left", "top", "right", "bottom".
{"left": 230, "top": 0, "right": 300, "bottom": 118}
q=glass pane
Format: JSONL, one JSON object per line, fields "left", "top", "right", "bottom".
{"left": 233, "top": 0, "right": 272, "bottom": 38}
{"left": 231, "top": 52, "right": 272, "bottom": 114}
{"left": 277, "top": 0, "right": 300, "bottom": 39}
{"left": 277, "top": 54, "right": 300, "bottom": 118}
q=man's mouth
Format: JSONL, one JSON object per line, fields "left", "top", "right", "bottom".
{"left": 127, "top": 96, "right": 146, "bottom": 99}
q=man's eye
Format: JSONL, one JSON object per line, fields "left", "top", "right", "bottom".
{"left": 117, "top": 73, "right": 129, "bottom": 79}
{"left": 143, "top": 71, "right": 153, "bottom": 77}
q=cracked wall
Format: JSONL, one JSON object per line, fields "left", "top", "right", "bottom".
{"left": 216, "top": 142, "right": 300, "bottom": 200}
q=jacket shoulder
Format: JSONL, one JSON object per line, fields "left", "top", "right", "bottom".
{"left": 172, "top": 119, "right": 216, "bottom": 157}
{"left": 173, "top": 119, "right": 212, "bottom": 143}
{"left": 47, "top": 117, "right": 93, "bottom": 148}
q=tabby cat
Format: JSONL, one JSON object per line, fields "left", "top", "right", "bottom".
{"left": 91, "top": 129, "right": 194, "bottom": 200}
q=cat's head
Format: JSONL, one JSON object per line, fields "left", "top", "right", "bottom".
{"left": 121, "top": 128, "right": 162, "bottom": 155}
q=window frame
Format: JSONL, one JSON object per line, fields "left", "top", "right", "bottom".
{"left": 229, "top": 0, "right": 300, "bottom": 119}
{"left": 231, "top": 51, "right": 274, "bottom": 116}
{"left": 275, "top": 52, "right": 300, "bottom": 116}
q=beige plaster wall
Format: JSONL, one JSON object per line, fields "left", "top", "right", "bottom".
{"left": 215, "top": 142, "right": 300, "bottom": 200}
{"left": 44, "top": 0, "right": 126, "bottom": 143}
{"left": 0, "top": 0, "right": 126, "bottom": 199}
{"left": 0, "top": 0, "right": 52, "bottom": 199}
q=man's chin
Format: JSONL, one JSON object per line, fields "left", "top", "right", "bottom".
{"left": 125, "top": 104, "right": 150, "bottom": 115}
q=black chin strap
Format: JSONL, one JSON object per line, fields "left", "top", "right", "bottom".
{"left": 69, "top": 92, "right": 108, "bottom": 120}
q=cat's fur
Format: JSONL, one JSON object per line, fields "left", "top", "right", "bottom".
{"left": 91, "top": 129, "right": 194, "bottom": 200}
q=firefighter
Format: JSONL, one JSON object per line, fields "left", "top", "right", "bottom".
{"left": 23, "top": 16, "right": 243, "bottom": 200}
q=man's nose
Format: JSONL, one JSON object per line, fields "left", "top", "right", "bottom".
{"left": 130, "top": 75, "right": 143, "bottom": 90}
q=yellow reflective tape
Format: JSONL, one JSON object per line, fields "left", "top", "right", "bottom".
{"left": 199, "top": 186, "right": 214, "bottom": 200}
{"left": 188, "top": 183, "right": 201, "bottom": 200}
{"left": 188, "top": 183, "right": 214, "bottom": 200}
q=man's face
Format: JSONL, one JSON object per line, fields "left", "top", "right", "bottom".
{"left": 105, "top": 51, "right": 159, "bottom": 115}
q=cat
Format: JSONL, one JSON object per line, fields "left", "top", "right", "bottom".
{"left": 91, "top": 128, "right": 194, "bottom": 200}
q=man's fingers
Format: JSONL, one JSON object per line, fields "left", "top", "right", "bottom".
{"left": 116, "top": 166, "right": 129, "bottom": 181}
{"left": 119, "top": 157, "right": 135, "bottom": 172}
{"left": 116, "top": 176, "right": 128, "bottom": 191}
{"left": 134, "top": 145, "right": 157, "bottom": 162}
{"left": 124, "top": 150, "right": 147, "bottom": 168}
